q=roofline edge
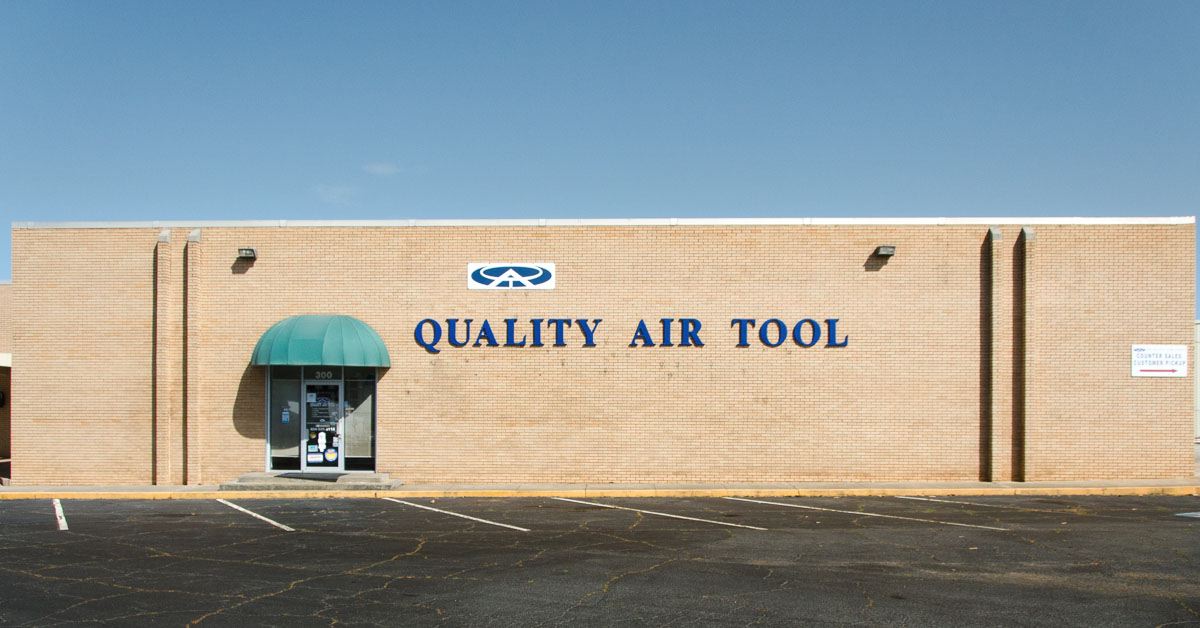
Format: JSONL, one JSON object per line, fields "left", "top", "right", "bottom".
{"left": 11, "top": 216, "right": 1197, "bottom": 229}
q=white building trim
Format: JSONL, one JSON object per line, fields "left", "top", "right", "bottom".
{"left": 12, "top": 216, "right": 1197, "bottom": 229}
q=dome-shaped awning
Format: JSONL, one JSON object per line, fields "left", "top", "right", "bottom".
{"left": 251, "top": 315, "right": 391, "bottom": 367}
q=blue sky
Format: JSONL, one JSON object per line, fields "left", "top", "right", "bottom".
{"left": 1, "top": 1, "right": 1197, "bottom": 290}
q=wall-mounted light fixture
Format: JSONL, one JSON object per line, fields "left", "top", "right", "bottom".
{"left": 874, "top": 245, "right": 896, "bottom": 257}
{"left": 237, "top": 248, "right": 258, "bottom": 260}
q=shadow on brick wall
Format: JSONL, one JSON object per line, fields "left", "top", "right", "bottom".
{"left": 232, "top": 364, "right": 266, "bottom": 440}
{"left": 862, "top": 253, "right": 890, "bottom": 272}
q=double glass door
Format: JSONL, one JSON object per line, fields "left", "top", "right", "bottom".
{"left": 303, "top": 382, "right": 343, "bottom": 471}
{"left": 268, "top": 366, "right": 376, "bottom": 472}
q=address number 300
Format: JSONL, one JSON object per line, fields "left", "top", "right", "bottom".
{"left": 311, "top": 370, "right": 335, "bottom": 380}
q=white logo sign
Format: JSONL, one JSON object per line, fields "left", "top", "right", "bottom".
{"left": 1131, "top": 344, "right": 1188, "bottom": 377}
{"left": 467, "top": 263, "right": 556, "bottom": 290}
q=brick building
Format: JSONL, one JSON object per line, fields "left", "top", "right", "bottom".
{"left": 1, "top": 218, "right": 1194, "bottom": 486}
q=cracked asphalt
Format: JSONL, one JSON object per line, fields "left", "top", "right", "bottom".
{"left": 1, "top": 495, "right": 1198, "bottom": 626}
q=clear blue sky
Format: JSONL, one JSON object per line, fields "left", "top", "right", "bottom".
{"left": 2, "top": 1, "right": 1197, "bottom": 293}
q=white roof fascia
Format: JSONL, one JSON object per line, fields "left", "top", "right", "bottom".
{"left": 11, "top": 216, "right": 1195, "bottom": 229}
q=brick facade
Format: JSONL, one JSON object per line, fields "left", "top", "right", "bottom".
{"left": 0, "top": 281, "right": 11, "bottom": 355}
{"left": 8, "top": 220, "right": 1195, "bottom": 485}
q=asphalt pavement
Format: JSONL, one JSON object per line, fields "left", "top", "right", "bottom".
{"left": 1, "top": 495, "right": 1198, "bottom": 626}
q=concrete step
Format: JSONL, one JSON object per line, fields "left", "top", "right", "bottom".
{"left": 219, "top": 472, "right": 401, "bottom": 491}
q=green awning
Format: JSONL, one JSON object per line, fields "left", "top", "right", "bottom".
{"left": 251, "top": 315, "right": 391, "bottom": 367}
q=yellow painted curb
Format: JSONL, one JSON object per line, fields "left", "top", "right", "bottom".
{"left": 0, "top": 485, "right": 1196, "bottom": 500}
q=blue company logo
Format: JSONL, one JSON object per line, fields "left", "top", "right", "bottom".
{"left": 468, "top": 263, "right": 555, "bottom": 289}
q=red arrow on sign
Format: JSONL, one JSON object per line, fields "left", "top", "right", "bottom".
{"left": 1141, "top": 369, "right": 1178, "bottom": 373}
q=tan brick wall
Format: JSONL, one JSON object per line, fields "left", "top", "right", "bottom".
{"left": 0, "top": 282, "right": 12, "bottom": 355}
{"left": 987, "top": 228, "right": 1016, "bottom": 480}
{"left": 1023, "top": 225, "right": 1194, "bottom": 479}
{"left": 9, "top": 222, "right": 1195, "bottom": 485}
{"left": 12, "top": 229, "right": 158, "bottom": 484}
{"left": 153, "top": 232, "right": 186, "bottom": 485}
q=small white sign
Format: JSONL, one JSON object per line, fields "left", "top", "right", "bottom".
{"left": 468, "top": 263, "right": 555, "bottom": 290}
{"left": 1131, "top": 344, "right": 1188, "bottom": 377}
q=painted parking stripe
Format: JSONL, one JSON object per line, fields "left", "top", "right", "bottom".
{"left": 553, "top": 497, "right": 768, "bottom": 530}
{"left": 216, "top": 499, "right": 295, "bottom": 532}
{"left": 897, "top": 495, "right": 1168, "bottom": 522}
{"left": 382, "top": 498, "right": 531, "bottom": 532}
{"left": 723, "top": 497, "right": 1009, "bottom": 531}
{"left": 1176, "top": 512, "right": 1200, "bottom": 519}
{"left": 895, "top": 495, "right": 1065, "bottom": 513}
{"left": 52, "top": 499, "right": 69, "bottom": 531}
{"left": 896, "top": 495, "right": 1015, "bottom": 508}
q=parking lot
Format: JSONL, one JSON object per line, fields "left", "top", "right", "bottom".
{"left": 1, "top": 495, "right": 1198, "bottom": 626}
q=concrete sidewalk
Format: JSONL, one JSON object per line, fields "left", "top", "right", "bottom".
{"left": 0, "top": 478, "right": 1197, "bottom": 500}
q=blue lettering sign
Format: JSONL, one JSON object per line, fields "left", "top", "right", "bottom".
{"left": 629, "top": 319, "right": 655, "bottom": 347}
{"left": 530, "top": 318, "right": 545, "bottom": 347}
{"left": 447, "top": 318, "right": 472, "bottom": 347}
{"left": 415, "top": 316, "right": 848, "bottom": 353}
{"left": 473, "top": 320, "right": 499, "bottom": 347}
{"left": 792, "top": 318, "right": 821, "bottom": 348}
{"left": 576, "top": 319, "right": 602, "bottom": 347}
{"left": 547, "top": 318, "right": 572, "bottom": 347}
{"left": 660, "top": 318, "right": 674, "bottom": 347}
{"left": 415, "top": 319, "right": 442, "bottom": 354}
{"left": 504, "top": 318, "right": 527, "bottom": 347}
{"left": 731, "top": 319, "right": 755, "bottom": 347}
{"left": 759, "top": 319, "right": 787, "bottom": 347}
{"left": 825, "top": 318, "right": 849, "bottom": 347}
{"left": 679, "top": 318, "right": 703, "bottom": 347}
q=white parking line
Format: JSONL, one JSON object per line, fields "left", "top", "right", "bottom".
{"left": 1176, "top": 512, "right": 1200, "bottom": 519}
{"left": 553, "top": 497, "right": 768, "bottom": 530}
{"left": 216, "top": 499, "right": 295, "bottom": 532}
{"left": 897, "top": 495, "right": 1016, "bottom": 509}
{"left": 52, "top": 499, "right": 68, "bottom": 531}
{"left": 382, "top": 498, "right": 531, "bottom": 532}
{"left": 723, "top": 497, "right": 1009, "bottom": 531}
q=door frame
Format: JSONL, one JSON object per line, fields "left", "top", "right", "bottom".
{"left": 265, "top": 366, "right": 377, "bottom": 473}
{"left": 300, "top": 380, "right": 345, "bottom": 472}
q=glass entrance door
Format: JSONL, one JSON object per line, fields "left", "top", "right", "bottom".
{"left": 302, "top": 383, "right": 343, "bottom": 471}
{"left": 268, "top": 366, "right": 376, "bottom": 473}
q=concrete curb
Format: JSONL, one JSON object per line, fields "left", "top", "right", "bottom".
{"left": 1, "top": 485, "right": 1197, "bottom": 500}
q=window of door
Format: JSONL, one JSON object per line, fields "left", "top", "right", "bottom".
{"left": 303, "top": 382, "right": 342, "bottom": 471}
{"left": 267, "top": 366, "right": 377, "bottom": 472}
